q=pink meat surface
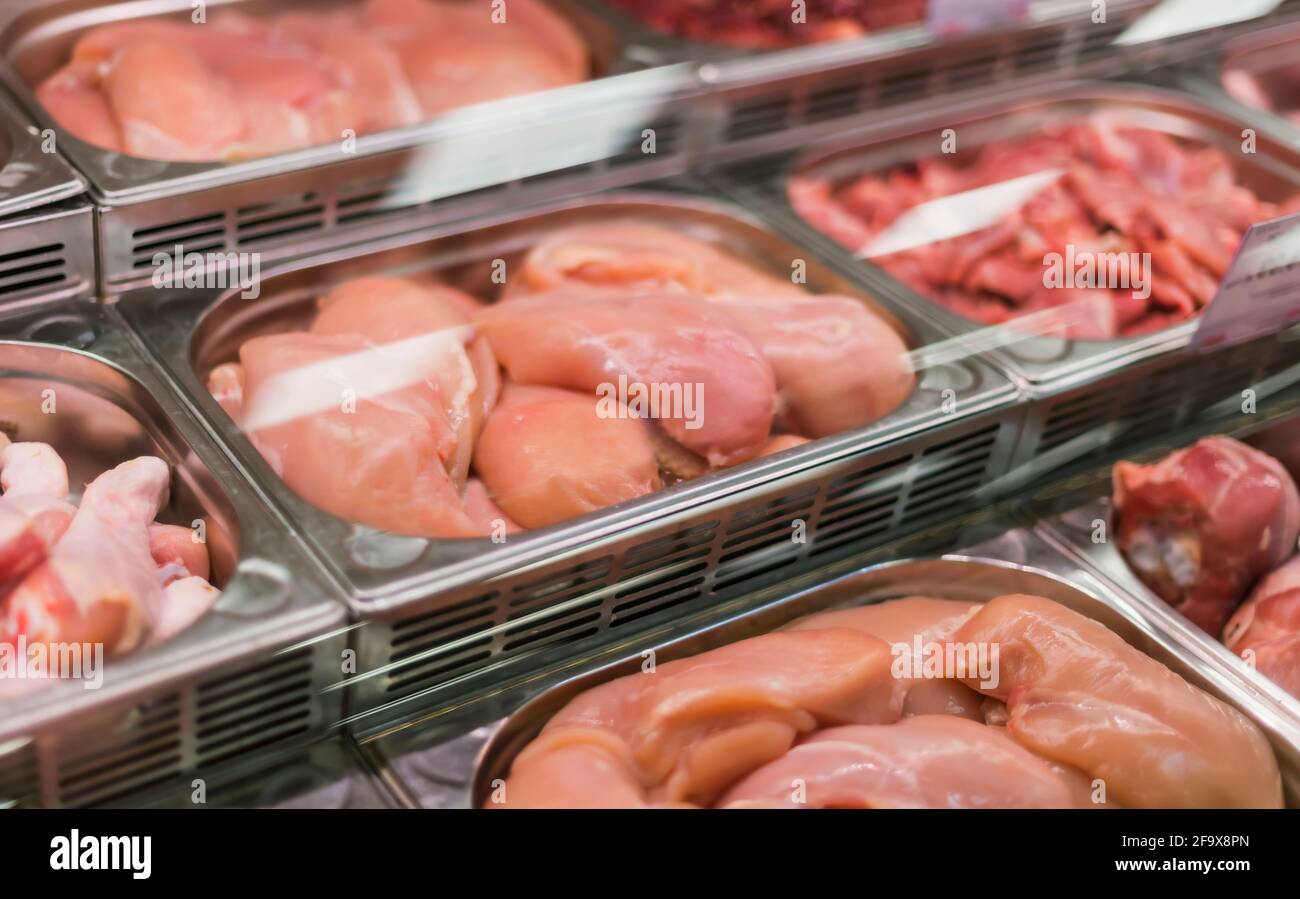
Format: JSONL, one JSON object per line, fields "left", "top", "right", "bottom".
{"left": 790, "top": 118, "right": 1294, "bottom": 339}
{"left": 35, "top": 0, "right": 589, "bottom": 161}
{"left": 954, "top": 594, "right": 1283, "bottom": 808}
{"left": 472, "top": 384, "right": 660, "bottom": 529}
{"left": 1114, "top": 436, "right": 1300, "bottom": 634}
{"left": 499, "top": 628, "right": 902, "bottom": 807}
{"left": 1223, "top": 554, "right": 1300, "bottom": 700}
{"left": 476, "top": 291, "right": 777, "bottom": 466}
{"left": 718, "top": 716, "right": 1097, "bottom": 809}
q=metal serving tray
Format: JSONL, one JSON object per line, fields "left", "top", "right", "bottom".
{"left": 353, "top": 551, "right": 1300, "bottom": 808}
{"left": 115, "top": 185, "right": 1023, "bottom": 724}
{"left": 694, "top": 0, "right": 1163, "bottom": 164}
{"left": 1170, "top": 15, "right": 1300, "bottom": 149}
{"left": 137, "top": 736, "right": 402, "bottom": 809}
{"left": 0, "top": 86, "right": 92, "bottom": 311}
{"left": 1030, "top": 388, "right": 1300, "bottom": 733}
{"left": 0, "top": 0, "right": 704, "bottom": 292}
{"left": 707, "top": 80, "right": 1300, "bottom": 474}
{"left": 0, "top": 303, "right": 348, "bottom": 808}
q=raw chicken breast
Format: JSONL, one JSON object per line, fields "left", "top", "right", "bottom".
{"left": 954, "top": 593, "right": 1283, "bottom": 808}
{"left": 462, "top": 479, "right": 524, "bottom": 536}
{"left": 35, "top": 61, "right": 123, "bottom": 151}
{"left": 151, "top": 576, "right": 221, "bottom": 646}
{"left": 311, "top": 275, "right": 499, "bottom": 486}
{"left": 514, "top": 222, "right": 805, "bottom": 297}
{"left": 237, "top": 330, "right": 481, "bottom": 538}
{"left": 789, "top": 597, "right": 985, "bottom": 721}
{"left": 102, "top": 39, "right": 247, "bottom": 162}
{"left": 511, "top": 223, "right": 914, "bottom": 434}
{"left": 0, "top": 502, "right": 45, "bottom": 592}
{"left": 520, "top": 628, "right": 902, "bottom": 805}
{"left": 2, "top": 457, "right": 169, "bottom": 655}
{"left": 757, "top": 434, "right": 810, "bottom": 458}
{"left": 490, "top": 729, "right": 655, "bottom": 809}
{"left": 704, "top": 293, "right": 914, "bottom": 436}
{"left": 472, "top": 384, "right": 660, "bottom": 529}
{"left": 364, "top": 0, "right": 586, "bottom": 116}
{"left": 719, "top": 716, "right": 1096, "bottom": 809}
{"left": 1223, "top": 554, "right": 1300, "bottom": 700}
{"left": 476, "top": 291, "right": 776, "bottom": 466}
{"left": 1114, "top": 436, "right": 1300, "bottom": 633}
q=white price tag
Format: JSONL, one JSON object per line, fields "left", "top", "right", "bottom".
{"left": 928, "top": 0, "right": 1030, "bottom": 36}
{"left": 1192, "top": 211, "right": 1300, "bottom": 353}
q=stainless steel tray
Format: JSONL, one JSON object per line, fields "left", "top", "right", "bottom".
{"left": 1029, "top": 393, "right": 1300, "bottom": 735}
{"left": 694, "top": 0, "right": 1162, "bottom": 163}
{"left": 0, "top": 0, "right": 703, "bottom": 291}
{"left": 0, "top": 86, "right": 92, "bottom": 312}
{"left": 354, "top": 550, "right": 1300, "bottom": 808}
{"left": 137, "top": 736, "right": 402, "bottom": 809}
{"left": 1172, "top": 16, "right": 1300, "bottom": 148}
{"left": 707, "top": 79, "right": 1300, "bottom": 473}
{"left": 114, "top": 185, "right": 1023, "bottom": 724}
{"left": 0, "top": 303, "right": 348, "bottom": 808}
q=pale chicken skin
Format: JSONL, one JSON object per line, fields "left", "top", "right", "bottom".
{"left": 953, "top": 593, "right": 1283, "bottom": 808}
{"left": 35, "top": 0, "right": 589, "bottom": 161}
{"left": 1223, "top": 554, "right": 1300, "bottom": 701}
{"left": 2, "top": 457, "right": 169, "bottom": 655}
{"left": 719, "top": 717, "right": 1097, "bottom": 809}
{"left": 476, "top": 291, "right": 777, "bottom": 467}
{"left": 788, "top": 597, "right": 985, "bottom": 721}
{"left": 472, "top": 385, "right": 661, "bottom": 529}
{"left": 1114, "top": 436, "right": 1300, "bottom": 634}
{"left": 496, "top": 628, "right": 902, "bottom": 806}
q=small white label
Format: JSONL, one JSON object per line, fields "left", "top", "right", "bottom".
{"left": 1192, "top": 211, "right": 1300, "bottom": 352}
{"left": 929, "top": 0, "right": 1029, "bottom": 35}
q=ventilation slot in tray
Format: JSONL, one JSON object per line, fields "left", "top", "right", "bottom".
{"left": 876, "top": 66, "right": 932, "bottom": 106}
{"left": 130, "top": 213, "right": 226, "bottom": 271}
{"left": 900, "top": 424, "right": 1001, "bottom": 525}
{"left": 236, "top": 193, "right": 326, "bottom": 247}
{"left": 710, "top": 485, "right": 819, "bottom": 593}
{"left": 943, "top": 54, "right": 999, "bottom": 91}
{"left": 1078, "top": 21, "right": 1126, "bottom": 60}
{"left": 1013, "top": 34, "right": 1064, "bottom": 73}
{"left": 195, "top": 649, "right": 315, "bottom": 768}
{"left": 0, "top": 242, "right": 69, "bottom": 297}
{"left": 804, "top": 81, "right": 863, "bottom": 124}
{"left": 726, "top": 95, "right": 794, "bottom": 141}
{"left": 56, "top": 695, "right": 182, "bottom": 807}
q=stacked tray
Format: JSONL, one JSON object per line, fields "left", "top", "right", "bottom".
{"left": 0, "top": 302, "right": 348, "bottom": 808}
{"left": 0, "top": 0, "right": 705, "bottom": 292}
{"left": 707, "top": 79, "right": 1300, "bottom": 474}
{"left": 354, "top": 545, "right": 1300, "bottom": 807}
{"left": 0, "top": 87, "right": 92, "bottom": 312}
{"left": 113, "top": 182, "right": 1023, "bottom": 723}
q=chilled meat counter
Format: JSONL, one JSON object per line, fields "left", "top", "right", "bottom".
{"left": 2, "top": 0, "right": 1300, "bottom": 821}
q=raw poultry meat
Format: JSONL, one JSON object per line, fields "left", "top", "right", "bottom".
{"left": 1, "top": 457, "right": 208, "bottom": 656}
{"left": 718, "top": 717, "right": 1097, "bottom": 809}
{"left": 790, "top": 118, "right": 1300, "bottom": 339}
{"left": 1113, "top": 436, "right": 1300, "bottom": 634}
{"left": 953, "top": 594, "right": 1283, "bottom": 808}
{"left": 211, "top": 222, "right": 914, "bottom": 536}
{"left": 505, "top": 628, "right": 902, "bottom": 806}
{"left": 476, "top": 291, "right": 778, "bottom": 466}
{"left": 607, "top": 0, "right": 925, "bottom": 48}
{"left": 511, "top": 222, "right": 915, "bottom": 436}
{"left": 788, "top": 597, "right": 986, "bottom": 720}
{"left": 1224, "top": 554, "right": 1300, "bottom": 700}
{"left": 235, "top": 330, "right": 484, "bottom": 538}
{"left": 35, "top": 0, "right": 588, "bottom": 161}
{"left": 472, "top": 384, "right": 661, "bottom": 529}
{"left": 492, "top": 592, "right": 1280, "bottom": 808}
